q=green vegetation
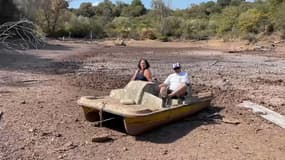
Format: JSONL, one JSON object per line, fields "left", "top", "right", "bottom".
{"left": 2, "top": 0, "right": 285, "bottom": 41}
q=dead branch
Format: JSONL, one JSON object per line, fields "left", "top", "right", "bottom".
{"left": 0, "top": 19, "right": 45, "bottom": 49}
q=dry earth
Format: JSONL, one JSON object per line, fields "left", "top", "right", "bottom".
{"left": 0, "top": 39, "right": 285, "bottom": 160}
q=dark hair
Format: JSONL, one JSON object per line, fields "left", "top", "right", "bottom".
{"left": 137, "top": 58, "right": 150, "bottom": 70}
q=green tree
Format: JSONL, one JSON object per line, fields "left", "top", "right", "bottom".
{"left": 182, "top": 18, "right": 209, "bottom": 40}
{"left": 151, "top": 0, "right": 171, "bottom": 21}
{"left": 161, "top": 16, "right": 183, "bottom": 37}
{"left": 114, "top": 1, "right": 129, "bottom": 16}
{"left": 105, "top": 17, "right": 131, "bottom": 38}
{"left": 217, "top": 0, "right": 231, "bottom": 8}
{"left": 215, "top": 6, "right": 240, "bottom": 38}
{"left": 273, "top": 2, "right": 285, "bottom": 36}
{"left": 187, "top": 1, "right": 220, "bottom": 19}
{"left": 94, "top": 0, "right": 117, "bottom": 17}
{"left": 122, "top": 0, "right": 146, "bottom": 17}
{"left": 77, "top": 2, "right": 95, "bottom": 17}
{"left": 37, "top": 0, "right": 69, "bottom": 35}
{"left": 238, "top": 9, "right": 264, "bottom": 33}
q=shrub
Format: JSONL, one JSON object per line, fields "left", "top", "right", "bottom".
{"left": 182, "top": 18, "right": 210, "bottom": 40}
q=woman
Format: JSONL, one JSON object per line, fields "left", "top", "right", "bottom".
{"left": 131, "top": 58, "right": 152, "bottom": 82}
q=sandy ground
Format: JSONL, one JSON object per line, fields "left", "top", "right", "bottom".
{"left": 0, "top": 39, "right": 285, "bottom": 160}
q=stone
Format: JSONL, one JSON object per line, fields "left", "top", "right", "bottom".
{"left": 91, "top": 134, "right": 112, "bottom": 143}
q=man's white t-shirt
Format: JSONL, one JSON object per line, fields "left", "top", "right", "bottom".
{"left": 164, "top": 71, "right": 190, "bottom": 91}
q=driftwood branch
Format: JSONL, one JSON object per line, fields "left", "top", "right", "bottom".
{"left": 0, "top": 19, "right": 45, "bottom": 49}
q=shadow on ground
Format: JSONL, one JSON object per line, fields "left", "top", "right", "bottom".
{"left": 135, "top": 106, "right": 223, "bottom": 144}
{"left": 0, "top": 47, "right": 80, "bottom": 74}
{"left": 40, "top": 43, "right": 74, "bottom": 51}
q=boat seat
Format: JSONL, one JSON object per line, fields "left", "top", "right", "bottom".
{"left": 110, "top": 81, "right": 158, "bottom": 105}
{"left": 168, "top": 84, "right": 193, "bottom": 106}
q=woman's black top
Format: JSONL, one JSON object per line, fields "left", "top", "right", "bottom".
{"left": 135, "top": 70, "right": 148, "bottom": 81}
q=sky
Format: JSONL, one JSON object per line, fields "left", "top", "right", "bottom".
{"left": 69, "top": 0, "right": 210, "bottom": 10}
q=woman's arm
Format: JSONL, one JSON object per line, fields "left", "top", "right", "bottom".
{"left": 131, "top": 69, "right": 138, "bottom": 81}
{"left": 144, "top": 69, "right": 152, "bottom": 81}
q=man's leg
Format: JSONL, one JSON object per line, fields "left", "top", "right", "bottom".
{"left": 168, "top": 84, "right": 187, "bottom": 98}
{"left": 160, "top": 86, "right": 169, "bottom": 107}
{"left": 160, "top": 86, "right": 168, "bottom": 98}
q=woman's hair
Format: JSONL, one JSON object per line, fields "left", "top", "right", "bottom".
{"left": 137, "top": 58, "right": 150, "bottom": 69}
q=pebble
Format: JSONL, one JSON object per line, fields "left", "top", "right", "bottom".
{"left": 91, "top": 134, "right": 112, "bottom": 143}
{"left": 28, "top": 128, "right": 35, "bottom": 132}
{"left": 20, "top": 101, "right": 26, "bottom": 104}
{"left": 162, "top": 149, "right": 168, "bottom": 155}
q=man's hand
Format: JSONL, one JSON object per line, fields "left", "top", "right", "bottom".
{"left": 159, "top": 83, "right": 167, "bottom": 88}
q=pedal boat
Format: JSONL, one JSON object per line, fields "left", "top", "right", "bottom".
{"left": 78, "top": 81, "right": 212, "bottom": 135}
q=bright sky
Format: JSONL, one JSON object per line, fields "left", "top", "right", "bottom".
{"left": 69, "top": 0, "right": 210, "bottom": 9}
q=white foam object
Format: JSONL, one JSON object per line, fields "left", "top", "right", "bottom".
{"left": 240, "top": 101, "right": 285, "bottom": 129}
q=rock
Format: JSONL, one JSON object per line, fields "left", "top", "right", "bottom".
{"left": 61, "top": 142, "right": 78, "bottom": 151}
{"left": 201, "top": 126, "right": 208, "bottom": 131}
{"left": 113, "top": 39, "right": 126, "bottom": 46}
{"left": 28, "top": 128, "right": 35, "bottom": 132}
{"left": 222, "top": 118, "right": 240, "bottom": 125}
{"left": 0, "top": 111, "right": 3, "bottom": 120}
{"left": 20, "top": 101, "right": 26, "bottom": 104}
{"left": 55, "top": 133, "right": 62, "bottom": 137}
{"left": 41, "top": 132, "right": 52, "bottom": 136}
{"left": 255, "top": 128, "right": 262, "bottom": 133}
{"left": 37, "top": 101, "right": 44, "bottom": 104}
{"left": 58, "top": 154, "right": 67, "bottom": 159}
{"left": 162, "top": 149, "right": 168, "bottom": 155}
{"left": 91, "top": 134, "right": 112, "bottom": 143}
{"left": 123, "top": 147, "right": 128, "bottom": 151}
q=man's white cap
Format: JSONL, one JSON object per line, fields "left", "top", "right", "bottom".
{"left": 172, "top": 62, "right": 181, "bottom": 69}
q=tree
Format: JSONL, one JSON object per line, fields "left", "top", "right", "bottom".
{"left": 77, "top": 2, "right": 95, "bottom": 17}
{"left": 160, "top": 16, "right": 183, "bottom": 37}
{"left": 122, "top": 0, "right": 146, "bottom": 17}
{"left": 114, "top": 1, "right": 129, "bottom": 16}
{"left": 272, "top": 2, "right": 285, "bottom": 35}
{"left": 217, "top": 0, "right": 231, "bottom": 8}
{"left": 0, "top": 0, "right": 19, "bottom": 23}
{"left": 105, "top": 17, "right": 131, "bottom": 38}
{"left": 214, "top": 6, "right": 240, "bottom": 38}
{"left": 238, "top": 9, "right": 264, "bottom": 33}
{"left": 37, "top": 0, "right": 69, "bottom": 35}
{"left": 94, "top": 0, "right": 117, "bottom": 18}
{"left": 182, "top": 18, "right": 209, "bottom": 40}
{"left": 151, "top": 0, "right": 171, "bottom": 21}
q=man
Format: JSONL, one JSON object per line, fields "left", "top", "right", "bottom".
{"left": 159, "top": 63, "right": 190, "bottom": 106}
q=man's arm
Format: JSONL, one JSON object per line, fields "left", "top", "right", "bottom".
{"left": 182, "top": 72, "right": 190, "bottom": 85}
{"left": 159, "top": 75, "right": 171, "bottom": 88}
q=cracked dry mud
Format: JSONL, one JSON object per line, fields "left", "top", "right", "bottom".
{"left": 0, "top": 40, "right": 285, "bottom": 160}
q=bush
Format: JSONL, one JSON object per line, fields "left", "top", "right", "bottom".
{"left": 141, "top": 28, "right": 156, "bottom": 39}
{"left": 62, "top": 16, "right": 105, "bottom": 38}
{"left": 182, "top": 18, "right": 210, "bottom": 40}
{"left": 158, "top": 35, "right": 169, "bottom": 42}
{"left": 105, "top": 17, "right": 131, "bottom": 38}
{"left": 214, "top": 6, "right": 240, "bottom": 37}
{"left": 238, "top": 9, "right": 264, "bottom": 34}
{"left": 242, "top": 33, "right": 257, "bottom": 44}
{"left": 160, "top": 16, "right": 184, "bottom": 37}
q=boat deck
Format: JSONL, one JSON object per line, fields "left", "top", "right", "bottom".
{"left": 78, "top": 96, "right": 166, "bottom": 117}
